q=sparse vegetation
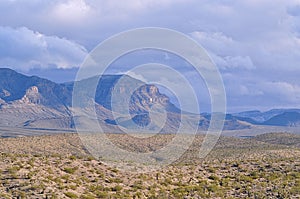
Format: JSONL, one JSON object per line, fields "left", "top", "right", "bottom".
{"left": 0, "top": 133, "right": 298, "bottom": 198}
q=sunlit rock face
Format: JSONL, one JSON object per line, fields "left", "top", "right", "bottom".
{"left": 20, "top": 86, "right": 42, "bottom": 104}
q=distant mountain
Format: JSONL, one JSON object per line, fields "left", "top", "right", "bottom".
{"left": 263, "top": 112, "right": 300, "bottom": 127}
{"left": 69, "top": 74, "right": 180, "bottom": 115}
{"left": 233, "top": 109, "right": 300, "bottom": 123}
{"left": 0, "top": 68, "right": 73, "bottom": 129}
{"left": 232, "top": 110, "right": 264, "bottom": 122}
{"left": 199, "top": 114, "right": 251, "bottom": 130}
{"left": 0, "top": 68, "right": 181, "bottom": 131}
{"left": 0, "top": 68, "right": 71, "bottom": 109}
{"left": 1, "top": 68, "right": 299, "bottom": 133}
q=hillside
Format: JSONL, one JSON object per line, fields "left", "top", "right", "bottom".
{"left": 252, "top": 132, "right": 300, "bottom": 148}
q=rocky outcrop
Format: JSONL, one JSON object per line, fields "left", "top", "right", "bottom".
{"left": 20, "top": 86, "right": 42, "bottom": 104}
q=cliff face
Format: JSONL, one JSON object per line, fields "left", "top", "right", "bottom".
{"left": 129, "top": 84, "right": 170, "bottom": 114}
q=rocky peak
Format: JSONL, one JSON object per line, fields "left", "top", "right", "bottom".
{"left": 20, "top": 86, "right": 43, "bottom": 104}
{"left": 129, "top": 84, "right": 170, "bottom": 114}
{"left": 26, "top": 86, "right": 39, "bottom": 94}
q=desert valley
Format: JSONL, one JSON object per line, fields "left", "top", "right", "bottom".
{"left": 0, "top": 68, "right": 299, "bottom": 198}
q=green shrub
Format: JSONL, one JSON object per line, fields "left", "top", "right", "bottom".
{"left": 96, "top": 191, "right": 109, "bottom": 198}
{"left": 63, "top": 167, "right": 78, "bottom": 174}
{"left": 208, "top": 175, "right": 220, "bottom": 181}
{"left": 111, "top": 185, "right": 123, "bottom": 192}
{"left": 65, "top": 192, "right": 78, "bottom": 198}
{"left": 69, "top": 155, "right": 77, "bottom": 160}
{"left": 81, "top": 193, "right": 95, "bottom": 199}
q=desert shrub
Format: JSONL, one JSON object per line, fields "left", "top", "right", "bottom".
{"left": 88, "top": 185, "right": 109, "bottom": 192}
{"left": 131, "top": 180, "right": 144, "bottom": 190}
{"left": 289, "top": 172, "right": 300, "bottom": 179}
{"left": 157, "top": 189, "right": 169, "bottom": 199}
{"left": 109, "top": 177, "right": 123, "bottom": 183}
{"left": 81, "top": 193, "right": 95, "bottom": 199}
{"left": 96, "top": 170, "right": 105, "bottom": 178}
{"left": 63, "top": 167, "right": 78, "bottom": 174}
{"left": 8, "top": 166, "right": 20, "bottom": 174}
{"left": 161, "top": 178, "right": 172, "bottom": 186}
{"left": 71, "top": 178, "right": 82, "bottom": 186}
{"left": 133, "top": 191, "right": 143, "bottom": 198}
{"left": 219, "top": 178, "right": 230, "bottom": 187}
{"left": 111, "top": 185, "right": 123, "bottom": 192}
{"left": 249, "top": 171, "right": 259, "bottom": 179}
{"left": 266, "top": 173, "right": 280, "bottom": 181}
{"left": 290, "top": 184, "right": 300, "bottom": 195}
{"left": 86, "top": 156, "right": 95, "bottom": 161}
{"left": 208, "top": 175, "right": 219, "bottom": 181}
{"left": 95, "top": 191, "right": 109, "bottom": 198}
{"left": 65, "top": 192, "right": 78, "bottom": 198}
{"left": 239, "top": 175, "right": 253, "bottom": 183}
{"left": 207, "top": 184, "right": 219, "bottom": 192}
{"left": 170, "top": 187, "right": 186, "bottom": 198}
{"left": 61, "top": 174, "right": 70, "bottom": 181}
{"left": 69, "top": 155, "right": 77, "bottom": 160}
{"left": 69, "top": 185, "right": 77, "bottom": 190}
{"left": 46, "top": 167, "right": 54, "bottom": 174}
{"left": 0, "top": 193, "right": 10, "bottom": 199}
{"left": 110, "top": 167, "right": 119, "bottom": 173}
{"left": 207, "top": 167, "right": 216, "bottom": 173}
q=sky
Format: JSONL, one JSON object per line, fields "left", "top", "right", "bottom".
{"left": 0, "top": 0, "right": 300, "bottom": 112}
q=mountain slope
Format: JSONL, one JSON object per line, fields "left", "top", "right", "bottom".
{"left": 263, "top": 112, "right": 300, "bottom": 127}
{"left": 0, "top": 68, "right": 181, "bottom": 131}
{"left": 0, "top": 68, "right": 73, "bottom": 128}
{"left": 3, "top": 68, "right": 300, "bottom": 132}
{"left": 69, "top": 74, "right": 179, "bottom": 115}
{"left": 0, "top": 68, "right": 71, "bottom": 109}
{"left": 233, "top": 109, "right": 300, "bottom": 123}
{"left": 199, "top": 114, "right": 251, "bottom": 130}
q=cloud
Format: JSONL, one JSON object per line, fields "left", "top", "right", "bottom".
{"left": 0, "top": 0, "right": 189, "bottom": 48}
{"left": 51, "top": 0, "right": 91, "bottom": 23}
{"left": 1, "top": 0, "right": 300, "bottom": 111}
{"left": 263, "top": 81, "right": 300, "bottom": 103}
{"left": 191, "top": 31, "right": 255, "bottom": 71}
{"left": 0, "top": 26, "right": 87, "bottom": 70}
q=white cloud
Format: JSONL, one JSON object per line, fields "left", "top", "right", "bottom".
{"left": 191, "top": 31, "right": 255, "bottom": 71}
{"left": 0, "top": 26, "right": 87, "bottom": 70}
{"left": 51, "top": 0, "right": 91, "bottom": 23}
{"left": 223, "top": 56, "right": 255, "bottom": 70}
{"left": 191, "top": 31, "right": 237, "bottom": 56}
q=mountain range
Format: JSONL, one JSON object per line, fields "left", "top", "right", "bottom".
{"left": 0, "top": 68, "right": 300, "bottom": 134}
